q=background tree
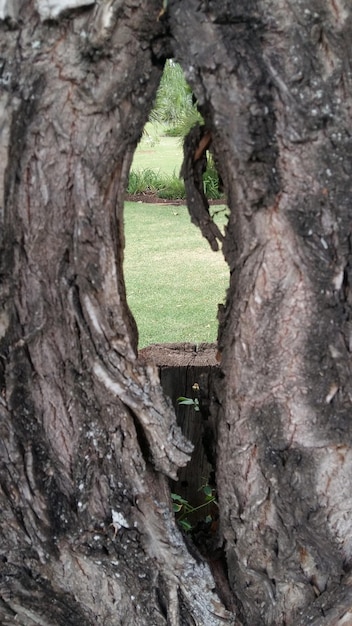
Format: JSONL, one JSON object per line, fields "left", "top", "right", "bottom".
{"left": 1, "top": 1, "right": 352, "bottom": 625}
{"left": 149, "top": 59, "right": 202, "bottom": 135}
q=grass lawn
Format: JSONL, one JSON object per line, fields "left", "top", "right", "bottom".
{"left": 124, "top": 202, "right": 229, "bottom": 348}
{"left": 130, "top": 123, "right": 222, "bottom": 200}
{"left": 133, "top": 129, "right": 183, "bottom": 177}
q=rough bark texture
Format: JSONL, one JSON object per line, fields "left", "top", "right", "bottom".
{"left": 1, "top": 0, "right": 352, "bottom": 625}
{"left": 0, "top": 2, "right": 229, "bottom": 625}
{"left": 170, "top": 0, "right": 352, "bottom": 624}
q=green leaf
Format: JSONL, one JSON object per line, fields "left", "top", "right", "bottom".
{"left": 205, "top": 515, "right": 213, "bottom": 524}
{"left": 172, "top": 503, "right": 183, "bottom": 513}
{"left": 179, "top": 519, "right": 192, "bottom": 532}
{"left": 171, "top": 493, "right": 189, "bottom": 505}
{"left": 177, "top": 396, "right": 193, "bottom": 403}
{"left": 203, "top": 485, "right": 213, "bottom": 498}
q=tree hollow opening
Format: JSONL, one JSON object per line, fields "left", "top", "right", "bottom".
{"left": 124, "top": 61, "right": 229, "bottom": 349}
{"left": 139, "top": 342, "right": 221, "bottom": 546}
{"left": 124, "top": 60, "right": 229, "bottom": 552}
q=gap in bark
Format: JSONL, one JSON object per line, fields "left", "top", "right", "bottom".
{"left": 124, "top": 59, "right": 229, "bottom": 561}
{"left": 139, "top": 343, "right": 222, "bottom": 559}
{"left": 124, "top": 58, "right": 228, "bottom": 349}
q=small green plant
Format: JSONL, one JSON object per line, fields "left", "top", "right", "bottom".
{"left": 177, "top": 382, "right": 201, "bottom": 412}
{"left": 171, "top": 484, "right": 217, "bottom": 532}
{"left": 177, "top": 396, "right": 200, "bottom": 411}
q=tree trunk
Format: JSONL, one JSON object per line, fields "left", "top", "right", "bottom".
{"left": 1, "top": 1, "right": 352, "bottom": 625}
{"left": 0, "top": 2, "right": 228, "bottom": 624}
{"left": 171, "top": 1, "right": 352, "bottom": 623}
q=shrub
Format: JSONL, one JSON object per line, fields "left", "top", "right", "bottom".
{"left": 203, "top": 159, "right": 222, "bottom": 200}
{"left": 127, "top": 169, "right": 160, "bottom": 195}
{"left": 158, "top": 176, "right": 185, "bottom": 199}
{"left": 127, "top": 165, "right": 222, "bottom": 201}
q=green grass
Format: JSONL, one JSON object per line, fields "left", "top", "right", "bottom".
{"left": 124, "top": 202, "right": 229, "bottom": 348}
{"left": 133, "top": 131, "right": 182, "bottom": 176}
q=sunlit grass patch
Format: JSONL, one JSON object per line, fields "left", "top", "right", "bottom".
{"left": 124, "top": 202, "right": 229, "bottom": 348}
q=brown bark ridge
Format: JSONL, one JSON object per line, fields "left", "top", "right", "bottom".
{"left": 172, "top": 0, "right": 352, "bottom": 624}
{"left": 0, "top": 2, "right": 232, "bottom": 625}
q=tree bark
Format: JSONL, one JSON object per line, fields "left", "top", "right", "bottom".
{"left": 0, "top": 2, "right": 229, "bottom": 624}
{"left": 171, "top": 1, "right": 352, "bottom": 623}
{"left": 1, "top": 0, "right": 352, "bottom": 625}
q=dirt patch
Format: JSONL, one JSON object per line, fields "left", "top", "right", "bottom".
{"left": 125, "top": 192, "right": 225, "bottom": 206}
{"left": 139, "top": 341, "right": 219, "bottom": 366}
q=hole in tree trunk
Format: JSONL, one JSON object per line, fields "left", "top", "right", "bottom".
{"left": 139, "top": 342, "right": 221, "bottom": 552}
{"left": 123, "top": 59, "right": 229, "bottom": 349}
{"left": 124, "top": 60, "right": 229, "bottom": 558}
